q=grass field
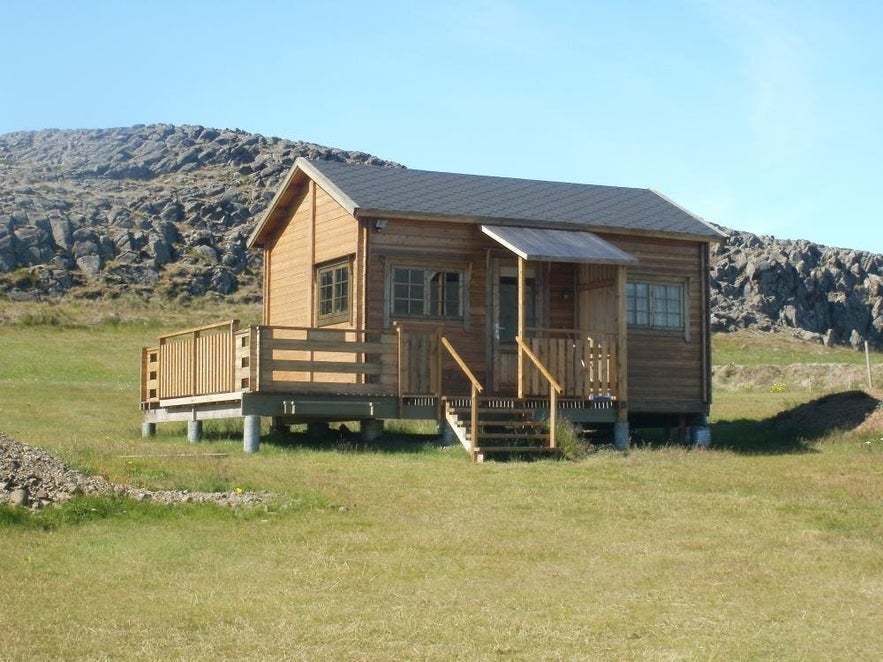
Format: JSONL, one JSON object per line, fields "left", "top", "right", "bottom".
{"left": 1, "top": 303, "right": 881, "bottom": 660}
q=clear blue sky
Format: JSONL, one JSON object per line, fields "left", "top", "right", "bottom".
{"left": 2, "top": 0, "right": 882, "bottom": 254}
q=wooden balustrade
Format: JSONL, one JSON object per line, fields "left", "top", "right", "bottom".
{"left": 254, "top": 326, "right": 398, "bottom": 395}
{"left": 156, "top": 320, "right": 240, "bottom": 399}
{"left": 516, "top": 336, "right": 563, "bottom": 448}
{"left": 440, "top": 336, "right": 484, "bottom": 452}
{"left": 522, "top": 329, "right": 619, "bottom": 400}
{"left": 141, "top": 323, "right": 621, "bottom": 411}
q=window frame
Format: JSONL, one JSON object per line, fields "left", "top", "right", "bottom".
{"left": 315, "top": 257, "right": 352, "bottom": 326}
{"left": 626, "top": 278, "right": 687, "bottom": 333}
{"left": 385, "top": 260, "right": 470, "bottom": 326}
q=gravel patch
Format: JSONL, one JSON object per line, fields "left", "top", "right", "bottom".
{"left": 0, "top": 432, "right": 270, "bottom": 510}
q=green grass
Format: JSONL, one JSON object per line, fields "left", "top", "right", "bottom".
{"left": 1, "top": 304, "right": 882, "bottom": 660}
{"left": 714, "top": 328, "right": 882, "bottom": 366}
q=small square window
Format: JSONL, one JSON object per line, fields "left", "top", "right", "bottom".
{"left": 316, "top": 259, "right": 350, "bottom": 325}
{"left": 627, "top": 280, "right": 684, "bottom": 330}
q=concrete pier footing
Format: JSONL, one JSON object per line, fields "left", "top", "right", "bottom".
{"left": 613, "top": 421, "right": 629, "bottom": 451}
{"left": 243, "top": 415, "right": 261, "bottom": 453}
{"left": 187, "top": 420, "right": 203, "bottom": 444}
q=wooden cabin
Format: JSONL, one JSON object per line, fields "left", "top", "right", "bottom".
{"left": 141, "top": 158, "right": 723, "bottom": 459}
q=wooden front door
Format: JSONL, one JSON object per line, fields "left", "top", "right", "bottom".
{"left": 490, "top": 259, "right": 537, "bottom": 394}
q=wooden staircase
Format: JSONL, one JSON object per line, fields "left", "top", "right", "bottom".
{"left": 444, "top": 397, "right": 560, "bottom": 461}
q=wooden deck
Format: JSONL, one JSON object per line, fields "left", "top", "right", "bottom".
{"left": 141, "top": 320, "right": 623, "bottom": 458}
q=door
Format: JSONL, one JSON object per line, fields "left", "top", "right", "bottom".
{"left": 490, "top": 259, "right": 537, "bottom": 394}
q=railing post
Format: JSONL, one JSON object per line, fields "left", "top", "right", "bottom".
{"left": 471, "top": 383, "right": 479, "bottom": 453}
{"left": 396, "top": 324, "right": 403, "bottom": 400}
{"left": 549, "top": 385, "right": 557, "bottom": 449}
{"left": 435, "top": 327, "right": 443, "bottom": 421}
{"left": 189, "top": 329, "right": 198, "bottom": 397}
{"left": 252, "top": 326, "right": 261, "bottom": 392}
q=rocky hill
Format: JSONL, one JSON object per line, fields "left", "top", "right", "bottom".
{"left": 710, "top": 228, "right": 883, "bottom": 349}
{"left": 1, "top": 125, "right": 881, "bottom": 348}
{"left": 0, "top": 124, "right": 397, "bottom": 301}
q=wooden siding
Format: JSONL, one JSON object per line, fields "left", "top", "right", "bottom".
{"left": 264, "top": 181, "right": 360, "bottom": 327}
{"left": 548, "top": 263, "right": 576, "bottom": 329}
{"left": 603, "top": 234, "right": 709, "bottom": 414}
{"left": 365, "top": 219, "right": 492, "bottom": 394}
{"left": 578, "top": 263, "right": 617, "bottom": 333}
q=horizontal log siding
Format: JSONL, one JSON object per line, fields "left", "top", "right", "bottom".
{"left": 314, "top": 185, "right": 358, "bottom": 265}
{"left": 548, "top": 263, "right": 576, "bottom": 330}
{"left": 366, "top": 220, "right": 492, "bottom": 394}
{"left": 266, "top": 185, "right": 310, "bottom": 326}
{"left": 605, "top": 234, "right": 708, "bottom": 414}
{"left": 265, "top": 183, "right": 360, "bottom": 327}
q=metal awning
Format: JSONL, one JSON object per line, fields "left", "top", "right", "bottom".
{"left": 481, "top": 225, "right": 637, "bottom": 265}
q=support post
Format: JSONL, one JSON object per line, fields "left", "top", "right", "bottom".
{"left": 360, "top": 418, "right": 384, "bottom": 443}
{"left": 517, "top": 257, "right": 525, "bottom": 398}
{"left": 141, "top": 421, "right": 156, "bottom": 438}
{"left": 187, "top": 420, "right": 203, "bottom": 444}
{"left": 613, "top": 420, "right": 629, "bottom": 451}
{"left": 307, "top": 421, "right": 329, "bottom": 441}
{"left": 243, "top": 415, "right": 261, "bottom": 453}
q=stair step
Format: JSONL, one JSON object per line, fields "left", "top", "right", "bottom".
{"left": 474, "top": 446, "right": 560, "bottom": 454}
{"left": 448, "top": 407, "right": 535, "bottom": 416}
{"left": 455, "top": 427, "right": 549, "bottom": 437}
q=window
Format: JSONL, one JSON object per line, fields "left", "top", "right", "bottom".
{"left": 627, "top": 280, "right": 684, "bottom": 330}
{"left": 391, "top": 266, "right": 464, "bottom": 319}
{"left": 316, "top": 259, "right": 350, "bottom": 325}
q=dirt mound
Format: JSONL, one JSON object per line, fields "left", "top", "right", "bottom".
{"left": 767, "top": 390, "right": 882, "bottom": 438}
{"left": 0, "top": 433, "right": 270, "bottom": 510}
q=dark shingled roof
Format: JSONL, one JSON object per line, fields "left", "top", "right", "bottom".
{"left": 303, "top": 158, "right": 722, "bottom": 240}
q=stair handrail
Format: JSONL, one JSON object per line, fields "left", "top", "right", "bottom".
{"left": 440, "top": 336, "right": 484, "bottom": 455}
{"left": 516, "top": 336, "right": 563, "bottom": 449}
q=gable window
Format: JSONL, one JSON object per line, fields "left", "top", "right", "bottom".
{"left": 391, "top": 266, "right": 464, "bottom": 320}
{"left": 316, "top": 258, "right": 351, "bottom": 325}
{"left": 627, "top": 280, "right": 684, "bottom": 330}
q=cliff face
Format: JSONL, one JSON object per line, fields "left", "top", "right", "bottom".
{"left": 1, "top": 125, "right": 881, "bottom": 347}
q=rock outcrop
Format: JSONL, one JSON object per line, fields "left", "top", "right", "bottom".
{"left": 1, "top": 124, "right": 881, "bottom": 347}
{"left": 710, "top": 226, "right": 883, "bottom": 349}
{"left": 0, "top": 124, "right": 398, "bottom": 301}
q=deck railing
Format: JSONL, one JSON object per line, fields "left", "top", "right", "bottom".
{"left": 252, "top": 326, "right": 398, "bottom": 395}
{"left": 516, "top": 336, "right": 562, "bottom": 448}
{"left": 142, "top": 322, "right": 405, "bottom": 405}
{"left": 144, "top": 320, "right": 242, "bottom": 401}
{"left": 142, "top": 322, "right": 620, "bottom": 408}
{"left": 440, "top": 336, "right": 484, "bottom": 452}
{"left": 522, "top": 329, "right": 619, "bottom": 400}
